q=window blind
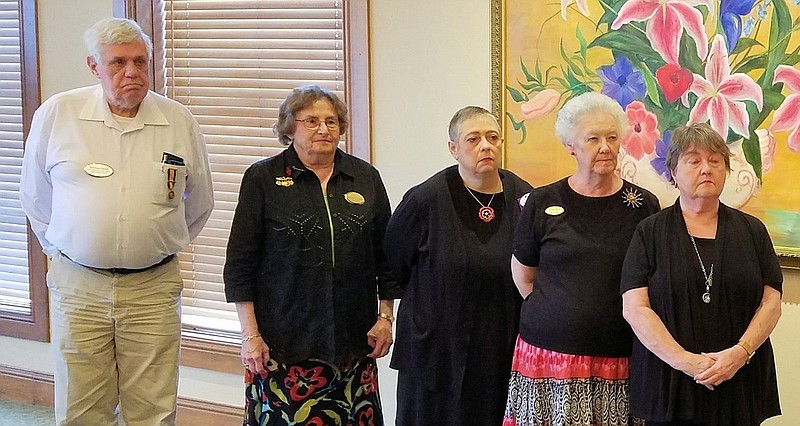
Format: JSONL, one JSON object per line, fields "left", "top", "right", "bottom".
{"left": 163, "top": 0, "right": 345, "bottom": 334}
{"left": 0, "top": 0, "right": 30, "bottom": 316}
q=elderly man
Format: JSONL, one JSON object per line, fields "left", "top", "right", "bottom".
{"left": 20, "top": 18, "right": 213, "bottom": 425}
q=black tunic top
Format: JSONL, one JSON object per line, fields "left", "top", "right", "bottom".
{"left": 224, "top": 145, "right": 401, "bottom": 364}
{"left": 514, "top": 178, "right": 660, "bottom": 356}
{"left": 620, "top": 201, "right": 783, "bottom": 425}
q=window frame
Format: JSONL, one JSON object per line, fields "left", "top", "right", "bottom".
{"left": 0, "top": 0, "right": 48, "bottom": 342}
{"left": 115, "top": 0, "right": 372, "bottom": 373}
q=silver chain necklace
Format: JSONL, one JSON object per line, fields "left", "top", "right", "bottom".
{"left": 689, "top": 234, "right": 714, "bottom": 304}
{"left": 464, "top": 185, "right": 496, "bottom": 223}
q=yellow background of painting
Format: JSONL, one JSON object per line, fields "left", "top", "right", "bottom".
{"left": 502, "top": 0, "right": 800, "bottom": 253}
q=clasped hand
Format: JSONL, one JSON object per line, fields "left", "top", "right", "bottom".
{"left": 683, "top": 345, "right": 749, "bottom": 390}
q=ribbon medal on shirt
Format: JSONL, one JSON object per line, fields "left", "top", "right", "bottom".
{"left": 84, "top": 163, "right": 114, "bottom": 178}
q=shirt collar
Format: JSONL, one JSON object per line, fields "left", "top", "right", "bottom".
{"left": 79, "top": 85, "right": 170, "bottom": 132}
{"left": 282, "top": 143, "right": 355, "bottom": 179}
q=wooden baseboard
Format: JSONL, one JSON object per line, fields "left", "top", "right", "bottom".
{"left": 0, "top": 364, "right": 242, "bottom": 425}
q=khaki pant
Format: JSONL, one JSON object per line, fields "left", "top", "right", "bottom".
{"left": 48, "top": 251, "right": 183, "bottom": 426}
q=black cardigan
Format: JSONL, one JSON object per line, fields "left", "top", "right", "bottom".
{"left": 384, "top": 165, "right": 532, "bottom": 390}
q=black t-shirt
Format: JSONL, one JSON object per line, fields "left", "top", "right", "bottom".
{"left": 513, "top": 177, "right": 659, "bottom": 357}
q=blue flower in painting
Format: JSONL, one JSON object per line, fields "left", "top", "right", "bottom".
{"left": 597, "top": 56, "right": 645, "bottom": 108}
{"left": 721, "top": 0, "right": 758, "bottom": 51}
{"left": 757, "top": 3, "right": 769, "bottom": 19}
{"left": 743, "top": 17, "right": 756, "bottom": 36}
{"left": 650, "top": 130, "right": 672, "bottom": 182}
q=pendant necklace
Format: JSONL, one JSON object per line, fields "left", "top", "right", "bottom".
{"left": 689, "top": 234, "right": 714, "bottom": 304}
{"left": 464, "top": 185, "right": 496, "bottom": 223}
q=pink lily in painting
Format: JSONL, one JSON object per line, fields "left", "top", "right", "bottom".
{"left": 521, "top": 89, "right": 561, "bottom": 120}
{"left": 686, "top": 34, "right": 763, "bottom": 139}
{"left": 770, "top": 65, "right": 800, "bottom": 152}
{"left": 611, "top": 0, "right": 712, "bottom": 65}
{"left": 561, "top": 0, "right": 590, "bottom": 20}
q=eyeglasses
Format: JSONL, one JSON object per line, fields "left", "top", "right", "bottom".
{"left": 295, "top": 117, "right": 340, "bottom": 130}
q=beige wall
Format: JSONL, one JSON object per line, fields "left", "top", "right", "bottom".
{"left": 1, "top": 0, "right": 797, "bottom": 424}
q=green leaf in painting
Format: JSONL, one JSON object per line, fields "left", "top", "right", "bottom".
{"left": 677, "top": 34, "right": 702, "bottom": 73}
{"left": 763, "top": 0, "right": 792, "bottom": 86}
{"left": 506, "top": 112, "right": 528, "bottom": 144}
{"left": 731, "top": 37, "right": 764, "bottom": 55}
{"left": 640, "top": 64, "right": 663, "bottom": 109}
{"left": 553, "top": 76, "right": 570, "bottom": 91}
{"left": 741, "top": 134, "right": 763, "bottom": 181}
{"left": 589, "top": 30, "right": 662, "bottom": 63}
{"left": 560, "top": 41, "right": 584, "bottom": 77}
{"left": 520, "top": 57, "right": 536, "bottom": 82}
{"left": 507, "top": 86, "right": 527, "bottom": 102}
{"left": 734, "top": 55, "right": 767, "bottom": 75}
{"left": 576, "top": 26, "right": 588, "bottom": 59}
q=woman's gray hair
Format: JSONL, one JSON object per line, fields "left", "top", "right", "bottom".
{"left": 666, "top": 123, "right": 731, "bottom": 186}
{"left": 448, "top": 106, "right": 499, "bottom": 142}
{"left": 554, "top": 92, "right": 628, "bottom": 146}
{"left": 273, "top": 85, "right": 349, "bottom": 145}
{"left": 84, "top": 18, "right": 153, "bottom": 61}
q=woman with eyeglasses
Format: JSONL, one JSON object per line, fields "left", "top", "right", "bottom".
{"left": 224, "top": 85, "right": 400, "bottom": 426}
{"left": 384, "top": 106, "right": 533, "bottom": 425}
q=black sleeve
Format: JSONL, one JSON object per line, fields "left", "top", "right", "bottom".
{"left": 752, "top": 218, "right": 783, "bottom": 293}
{"left": 383, "top": 187, "right": 426, "bottom": 289}
{"left": 223, "top": 164, "right": 267, "bottom": 302}
{"left": 620, "top": 220, "right": 653, "bottom": 294}
{"left": 372, "top": 169, "right": 403, "bottom": 300}
{"left": 512, "top": 189, "right": 541, "bottom": 267}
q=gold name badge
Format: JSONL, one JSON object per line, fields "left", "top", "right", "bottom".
{"left": 545, "top": 205, "right": 565, "bottom": 216}
{"left": 275, "top": 176, "right": 294, "bottom": 187}
{"left": 344, "top": 192, "right": 365, "bottom": 205}
{"left": 84, "top": 163, "right": 114, "bottom": 178}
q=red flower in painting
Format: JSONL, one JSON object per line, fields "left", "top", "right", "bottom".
{"left": 284, "top": 366, "right": 328, "bottom": 402}
{"left": 656, "top": 63, "right": 693, "bottom": 103}
{"left": 623, "top": 101, "right": 660, "bottom": 160}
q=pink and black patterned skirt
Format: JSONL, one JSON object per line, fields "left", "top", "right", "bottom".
{"left": 504, "top": 336, "right": 641, "bottom": 426}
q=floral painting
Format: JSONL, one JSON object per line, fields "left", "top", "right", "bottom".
{"left": 495, "top": 0, "right": 800, "bottom": 256}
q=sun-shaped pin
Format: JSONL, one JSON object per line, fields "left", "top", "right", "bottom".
{"left": 622, "top": 187, "right": 644, "bottom": 208}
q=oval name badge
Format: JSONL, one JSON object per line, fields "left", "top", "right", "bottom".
{"left": 545, "top": 205, "right": 565, "bottom": 216}
{"left": 344, "top": 191, "right": 365, "bottom": 205}
{"left": 84, "top": 163, "right": 114, "bottom": 178}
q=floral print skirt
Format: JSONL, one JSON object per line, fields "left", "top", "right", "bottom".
{"left": 504, "top": 336, "right": 641, "bottom": 426}
{"left": 243, "top": 357, "right": 383, "bottom": 426}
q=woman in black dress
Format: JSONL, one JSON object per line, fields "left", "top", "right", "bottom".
{"left": 621, "top": 123, "right": 783, "bottom": 425}
{"left": 384, "top": 106, "right": 532, "bottom": 425}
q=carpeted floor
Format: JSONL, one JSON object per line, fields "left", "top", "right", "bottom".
{"left": 0, "top": 400, "right": 55, "bottom": 425}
